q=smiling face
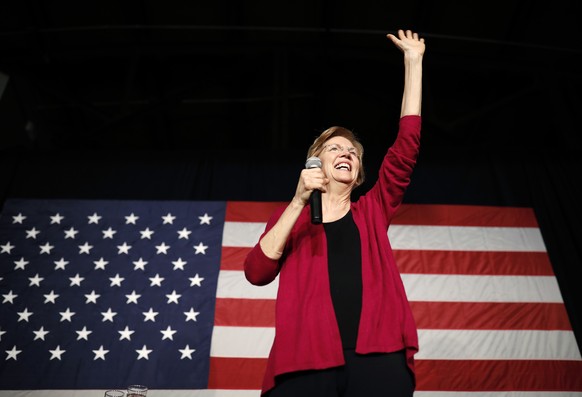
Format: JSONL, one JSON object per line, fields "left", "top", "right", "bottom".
{"left": 306, "top": 126, "right": 365, "bottom": 188}
{"left": 319, "top": 136, "right": 361, "bottom": 188}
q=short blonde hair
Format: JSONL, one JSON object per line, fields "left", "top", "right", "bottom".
{"left": 306, "top": 126, "right": 365, "bottom": 187}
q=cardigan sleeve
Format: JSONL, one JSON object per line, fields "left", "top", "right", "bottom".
{"left": 369, "top": 115, "right": 421, "bottom": 224}
{"left": 243, "top": 205, "right": 286, "bottom": 286}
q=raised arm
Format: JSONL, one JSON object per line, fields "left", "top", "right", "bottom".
{"left": 387, "top": 29, "right": 425, "bottom": 117}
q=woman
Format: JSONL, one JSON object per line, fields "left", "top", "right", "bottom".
{"left": 244, "top": 29, "right": 425, "bottom": 397}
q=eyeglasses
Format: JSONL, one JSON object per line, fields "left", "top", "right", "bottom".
{"left": 322, "top": 143, "right": 359, "bottom": 157}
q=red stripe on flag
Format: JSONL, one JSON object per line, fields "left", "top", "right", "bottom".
{"left": 416, "top": 359, "right": 582, "bottom": 391}
{"left": 207, "top": 358, "right": 582, "bottom": 391}
{"left": 215, "top": 298, "right": 276, "bottom": 327}
{"left": 393, "top": 204, "right": 539, "bottom": 227}
{"left": 208, "top": 357, "right": 267, "bottom": 390}
{"left": 225, "top": 202, "right": 540, "bottom": 227}
{"left": 221, "top": 247, "right": 554, "bottom": 275}
{"left": 395, "top": 250, "right": 554, "bottom": 275}
{"left": 226, "top": 201, "right": 286, "bottom": 222}
{"left": 221, "top": 247, "right": 253, "bottom": 271}
{"left": 213, "top": 299, "right": 570, "bottom": 330}
{"left": 411, "top": 302, "right": 572, "bottom": 330}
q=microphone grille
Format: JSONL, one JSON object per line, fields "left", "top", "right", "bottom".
{"left": 305, "top": 156, "right": 322, "bottom": 169}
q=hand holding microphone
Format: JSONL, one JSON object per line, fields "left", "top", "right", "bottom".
{"left": 305, "top": 156, "right": 324, "bottom": 224}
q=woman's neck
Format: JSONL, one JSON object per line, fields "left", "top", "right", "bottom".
{"left": 321, "top": 189, "right": 351, "bottom": 222}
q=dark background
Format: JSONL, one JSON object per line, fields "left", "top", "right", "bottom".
{"left": 1, "top": 1, "right": 581, "bottom": 350}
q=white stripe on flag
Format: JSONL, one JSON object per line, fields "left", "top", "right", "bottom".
{"left": 210, "top": 326, "right": 580, "bottom": 361}
{"left": 222, "top": 222, "right": 267, "bottom": 247}
{"left": 416, "top": 329, "right": 581, "bottom": 360}
{"left": 388, "top": 225, "right": 547, "bottom": 252}
{"left": 216, "top": 271, "right": 563, "bottom": 303}
{"left": 223, "top": 222, "right": 547, "bottom": 252}
{"left": 210, "top": 326, "right": 274, "bottom": 358}
{"left": 401, "top": 274, "right": 564, "bottom": 303}
{"left": 216, "top": 270, "right": 279, "bottom": 299}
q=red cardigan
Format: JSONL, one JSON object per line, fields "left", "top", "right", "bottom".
{"left": 244, "top": 115, "right": 421, "bottom": 394}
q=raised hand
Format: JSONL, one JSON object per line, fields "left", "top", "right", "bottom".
{"left": 387, "top": 29, "right": 425, "bottom": 58}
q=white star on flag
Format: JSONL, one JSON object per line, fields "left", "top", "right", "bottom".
{"left": 5, "top": 346, "right": 22, "bottom": 361}
{"left": 172, "top": 258, "right": 187, "bottom": 270}
{"left": 184, "top": 308, "right": 200, "bottom": 322}
{"left": 198, "top": 213, "right": 213, "bottom": 225}
{"left": 125, "top": 213, "right": 139, "bottom": 224}
{"left": 14, "top": 258, "right": 28, "bottom": 270}
{"left": 76, "top": 326, "right": 92, "bottom": 341}
{"left": 177, "top": 227, "right": 192, "bottom": 239}
{"left": 93, "top": 257, "right": 108, "bottom": 270}
{"left": 78, "top": 242, "right": 93, "bottom": 254}
{"left": 50, "top": 213, "right": 64, "bottom": 224}
{"left": 12, "top": 213, "right": 26, "bottom": 224}
{"left": 102, "top": 227, "right": 117, "bottom": 238}
{"left": 43, "top": 290, "right": 59, "bottom": 304}
{"left": 69, "top": 273, "right": 84, "bottom": 286}
{"left": 54, "top": 258, "right": 69, "bottom": 270}
{"left": 39, "top": 242, "right": 54, "bottom": 254}
{"left": 33, "top": 327, "right": 49, "bottom": 341}
{"left": 17, "top": 308, "right": 33, "bottom": 322}
{"left": 140, "top": 227, "right": 154, "bottom": 239}
{"left": 149, "top": 274, "right": 164, "bottom": 287}
{"left": 85, "top": 290, "right": 100, "bottom": 304}
{"left": 59, "top": 308, "right": 75, "bottom": 322}
{"left": 117, "top": 242, "right": 131, "bottom": 254}
{"left": 125, "top": 291, "right": 141, "bottom": 304}
{"left": 93, "top": 345, "right": 109, "bottom": 360}
{"left": 2, "top": 291, "right": 17, "bottom": 304}
{"left": 133, "top": 258, "right": 148, "bottom": 270}
{"left": 28, "top": 273, "right": 44, "bottom": 287}
{"left": 179, "top": 345, "right": 195, "bottom": 360}
{"left": 25, "top": 227, "right": 40, "bottom": 239}
{"left": 143, "top": 308, "right": 159, "bottom": 322}
{"left": 109, "top": 274, "right": 124, "bottom": 287}
{"left": 162, "top": 213, "right": 176, "bottom": 224}
{"left": 0, "top": 328, "right": 6, "bottom": 341}
{"left": 101, "top": 308, "right": 117, "bottom": 322}
{"left": 87, "top": 213, "right": 101, "bottom": 224}
{"left": 136, "top": 345, "right": 152, "bottom": 360}
{"left": 49, "top": 345, "right": 65, "bottom": 360}
{"left": 160, "top": 326, "right": 177, "bottom": 340}
{"left": 189, "top": 274, "right": 204, "bottom": 287}
{"left": 118, "top": 326, "right": 134, "bottom": 341}
{"left": 193, "top": 242, "right": 208, "bottom": 254}
{"left": 155, "top": 242, "right": 170, "bottom": 254}
{"left": 64, "top": 227, "right": 78, "bottom": 239}
{"left": 1, "top": 241, "right": 15, "bottom": 254}
{"left": 166, "top": 290, "right": 181, "bottom": 304}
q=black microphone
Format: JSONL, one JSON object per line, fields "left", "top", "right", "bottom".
{"left": 305, "top": 156, "right": 322, "bottom": 224}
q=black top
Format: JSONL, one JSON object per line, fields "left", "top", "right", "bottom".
{"left": 323, "top": 210, "right": 363, "bottom": 349}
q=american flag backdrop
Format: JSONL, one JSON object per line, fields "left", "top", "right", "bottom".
{"left": 0, "top": 199, "right": 581, "bottom": 396}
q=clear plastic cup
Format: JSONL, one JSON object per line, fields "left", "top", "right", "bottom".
{"left": 127, "top": 385, "right": 147, "bottom": 397}
{"left": 104, "top": 391, "right": 125, "bottom": 397}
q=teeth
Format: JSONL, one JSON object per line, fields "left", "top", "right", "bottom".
{"left": 335, "top": 163, "right": 351, "bottom": 171}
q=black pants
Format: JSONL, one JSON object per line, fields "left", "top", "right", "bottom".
{"left": 265, "top": 349, "right": 414, "bottom": 397}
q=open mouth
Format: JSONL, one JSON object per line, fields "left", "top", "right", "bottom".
{"left": 335, "top": 162, "right": 351, "bottom": 171}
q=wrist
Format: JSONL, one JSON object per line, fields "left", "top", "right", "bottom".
{"left": 291, "top": 196, "right": 307, "bottom": 209}
{"left": 404, "top": 52, "right": 423, "bottom": 63}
